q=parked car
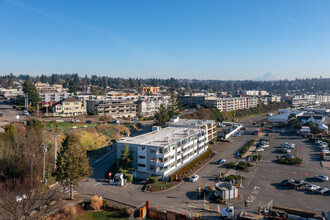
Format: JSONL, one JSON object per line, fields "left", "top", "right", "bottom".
{"left": 254, "top": 147, "right": 264, "bottom": 152}
{"left": 260, "top": 140, "right": 269, "bottom": 145}
{"left": 282, "top": 153, "right": 294, "bottom": 159}
{"left": 320, "top": 150, "right": 330, "bottom": 154}
{"left": 316, "top": 187, "right": 329, "bottom": 195}
{"left": 306, "top": 184, "right": 320, "bottom": 192}
{"left": 259, "top": 144, "right": 269, "bottom": 148}
{"left": 281, "top": 142, "right": 295, "bottom": 149}
{"left": 316, "top": 140, "right": 327, "bottom": 146}
{"left": 55, "top": 119, "right": 64, "bottom": 123}
{"left": 189, "top": 175, "right": 199, "bottom": 182}
{"left": 281, "top": 129, "right": 285, "bottom": 133}
{"left": 289, "top": 180, "right": 308, "bottom": 189}
{"left": 86, "top": 120, "right": 93, "bottom": 124}
{"left": 216, "top": 159, "right": 226, "bottom": 164}
{"left": 23, "top": 110, "right": 29, "bottom": 116}
{"left": 280, "top": 147, "right": 291, "bottom": 153}
{"left": 281, "top": 178, "right": 295, "bottom": 186}
{"left": 0, "top": 112, "right": 3, "bottom": 117}
{"left": 314, "top": 175, "right": 329, "bottom": 182}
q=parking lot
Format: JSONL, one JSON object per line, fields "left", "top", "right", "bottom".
{"left": 236, "top": 129, "right": 330, "bottom": 212}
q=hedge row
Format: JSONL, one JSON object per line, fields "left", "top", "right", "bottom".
{"left": 239, "top": 139, "right": 255, "bottom": 157}
{"left": 169, "top": 148, "right": 213, "bottom": 182}
{"left": 277, "top": 157, "right": 302, "bottom": 165}
{"left": 225, "top": 174, "right": 243, "bottom": 182}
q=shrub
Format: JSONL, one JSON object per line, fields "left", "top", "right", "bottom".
{"left": 277, "top": 157, "right": 302, "bottom": 165}
{"left": 237, "top": 162, "right": 252, "bottom": 171}
{"left": 205, "top": 186, "right": 212, "bottom": 192}
{"left": 69, "top": 206, "right": 77, "bottom": 216}
{"left": 169, "top": 148, "right": 212, "bottom": 182}
{"left": 91, "top": 195, "right": 103, "bottom": 210}
{"left": 225, "top": 174, "right": 242, "bottom": 182}
{"left": 227, "top": 162, "right": 236, "bottom": 169}
{"left": 124, "top": 173, "right": 133, "bottom": 183}
{"left": 209, "top": 139, "right": 217, "bottom": 145}
{"left": 149, "top": 176, "right": 159, "bottom": 183}
{"left": 239, "top": 139, "right": 255, "bottom": 157}
{"left": 63, "top": 206, "right": 70, "bottom": 216}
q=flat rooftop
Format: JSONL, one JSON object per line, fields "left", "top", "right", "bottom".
{"left": 118, "top": 127, "right": 203, "bottom": 147}
{"left": 167, "top": 118, "right": 215, "bottom": 127}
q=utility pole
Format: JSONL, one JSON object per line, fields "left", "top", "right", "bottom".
{"left": 30, "top": 153, "right": 35, "bottom": 189}
{"left": 41, "top": 145, "right": 48, "bottom": 183}
{"left": 117, "top": 119, "right": 120, "bottom": 140}
{"left": 54, "top": 134, "right": 59, "bottom": 169}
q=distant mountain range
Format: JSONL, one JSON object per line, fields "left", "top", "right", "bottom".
{"left": 254, "top": 72, "right": 284, "bottom": 81}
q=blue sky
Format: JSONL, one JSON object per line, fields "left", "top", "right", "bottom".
{"left": 0, "top": 0, "right": 329, "bottom": 80}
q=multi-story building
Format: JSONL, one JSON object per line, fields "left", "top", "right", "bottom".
{"left": 136, "top": 98, "right": 171, "bottom": 118}
{"left": 87, "top": 100, "right": 137, "bottom": 119}
{"left": 180, "top": 95, "right": 258, "bottom": 111}
{"left": 141, "top": 87, "right": 160, "bottom": 95}
{"left": 267, "top": 95, "right": 281, "bottom": 103}
{"left": 117, "top": 126, "right": 208, "bottom": 179}
{"left": 52, "top": 97, "right": 86, "bottom": 117}
{"left": 40, "top": 92, "right": 71, "bottom": 104}
{"left": 166, "top": 117, "right": 217, "bottom": 142}
{"left": 35, "top": 82, "right": 64, "bottom": 93}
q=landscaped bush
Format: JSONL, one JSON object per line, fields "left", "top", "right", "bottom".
{"left": 91, "top": 196, "right": 103, "bottom": 210}
{"left": 169, "top": 148, "right": 213, "bottom": 182}
{"left": 149, "top": 176, "right": 159, "bottom": 183}
{"left": 236, "top": 162, "right": 252, "bottom": 171}
{"left": 277, "top": 157, "right": 302, "bottom": 165}
{"left": 209, "top": 139, "right": 217, "bottom": 145}
{"left": 226, "top": 162, "right": 236, "bottom": 169}
{"left": 124, "top": 173, "right": 133, "bottom": 183}
{"left": 252, "top": 155, "right": 262, "bottom": 161}
{"left": 225, "top": 174, "right": 243, "bottom": 182}
{"left": 239, "top": 139, "right": 255, "bottom": 157}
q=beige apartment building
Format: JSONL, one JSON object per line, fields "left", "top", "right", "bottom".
{"left": 87, "top": 100, "right": 137, "bottom": 119}
{"left": 52, "top": 97, "right": 86, "bottom": 117}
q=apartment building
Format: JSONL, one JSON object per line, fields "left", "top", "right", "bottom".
{"left": 136, "top": 98, "right": 171, "bottom": 118}
{"left": 35, "top": 82, "right": 64, "bottom": 93}
{"left": 180, "top": 95, "right": 258, "bottom": 111}
{"left": 52, "top": 97, "right": 86, "bottom": 117}
{"left": 117, "top": 126, "right": 208, "bottom": 179}
{"left": 40, "top": 92, "right": 71, "bottom": 104}
{"left": 267, "top": 95, "right": 281, "bottom": 103}
{"left": 141, "top": 87, "right": 160, "bottom": 95}
{"left": 166, "top": 117, "right": 217, "bottom": 142}
{"left": 87, "top": 100, "right": 137, "bottom": 119}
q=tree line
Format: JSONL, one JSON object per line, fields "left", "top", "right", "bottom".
{"left": 1, "top": 73, "right": 330, "bottom": 94}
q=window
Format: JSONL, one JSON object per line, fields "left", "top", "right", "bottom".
{"left": 150, "top": 149, "right": 156, "bottom": 154}
{"left": 150, "top": 165, "right": 155, "bottom": 170}
{"left": 157, "top": 149, "right": 163, "bottom": 154}
{"left": 138, "top": 164, "right": 146, "bottom": 167}
{"left": 177, "top": 158, "right": 181, "bottom": 163}
{"left": 150, "top": 157, "right": 156, "bottom": 162}
{"left": 138, "top": 155, "right": 145, "bottom": 159}
{"left": 75, "top": 107, "right": 79, "bottom": 109}
{"left": 74, "top": 102, "right": 79, "bottom": 105}
{"left": 170, "top": 155, "right": 174, "bottom": 160}
{"left": 140, "top": 146, "right": 145, "bottom": 151}
{"left": 157, "top": 158, "right": 163, "bottom": 163}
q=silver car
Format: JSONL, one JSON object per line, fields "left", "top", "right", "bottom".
{"left": 314, "top": 175, "right": 329, "bottom": 182}
{"left": 316, "top": 187, "right": 329, "bottom": 195}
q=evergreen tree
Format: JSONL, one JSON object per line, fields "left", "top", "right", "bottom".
{"left": 22, "top": 79, "right": 41, "bottom": 106}
{"left": 53, "top": 135, "right": 91, "bottom": 199}
{"left": 68, "top": 80, "right": 78, "bottom": 94}
{"left": 154, "top": 104, "right": 170, "bottom": 128}
{"left": 118, "top": 144, "right": 134, "bottom": 172}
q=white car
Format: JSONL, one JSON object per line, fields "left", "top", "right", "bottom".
{"left": 280, "top": 147, "right": 291, "bottom": 153}
{"left": 216, "top": 159, "right": 226, "bottom": 164}
{"left": 254, "top": 148, "right": 264, "bottom": 152}
{"left": 282, "top": 143, "right": 295, "bottom": 149}
{"left": 306, "top": 184, "right": 320, "bottom": 192}
{"left": 189, "top": 175, "right": 199, "bottom": 182}
{"left": 320, "top": 150, "right": 330, "bottom": 154}
{"left": 260, "top": 140, "right": 269, "bottom": 145}
{"left": 316, "top": 187, "right": 329, "bottom": 195}
{"left": 314, "top": 175, "right": 329, "bottom": 182}
{"left": 260, "top": 144, "right": 269, "bottom": 148}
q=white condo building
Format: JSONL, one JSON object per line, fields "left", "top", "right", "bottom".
{"left": 117, "top": 127, "right": 209, "bottom": 179}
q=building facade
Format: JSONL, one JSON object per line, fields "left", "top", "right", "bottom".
{"left": 87, "top": 100, "right": 137, "bottom": 119}
{"left": 52, "top": 97, "right": 86, "bottom": 117}
{"left": 117, "top": 127, "right": 208, "bottom": 179}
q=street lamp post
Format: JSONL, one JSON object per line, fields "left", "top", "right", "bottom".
{"left": 41, "top": 145, "right": 48, "bottom": 183}
{"left": 54, "top": 134, "right": 59, "bottom": 169}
